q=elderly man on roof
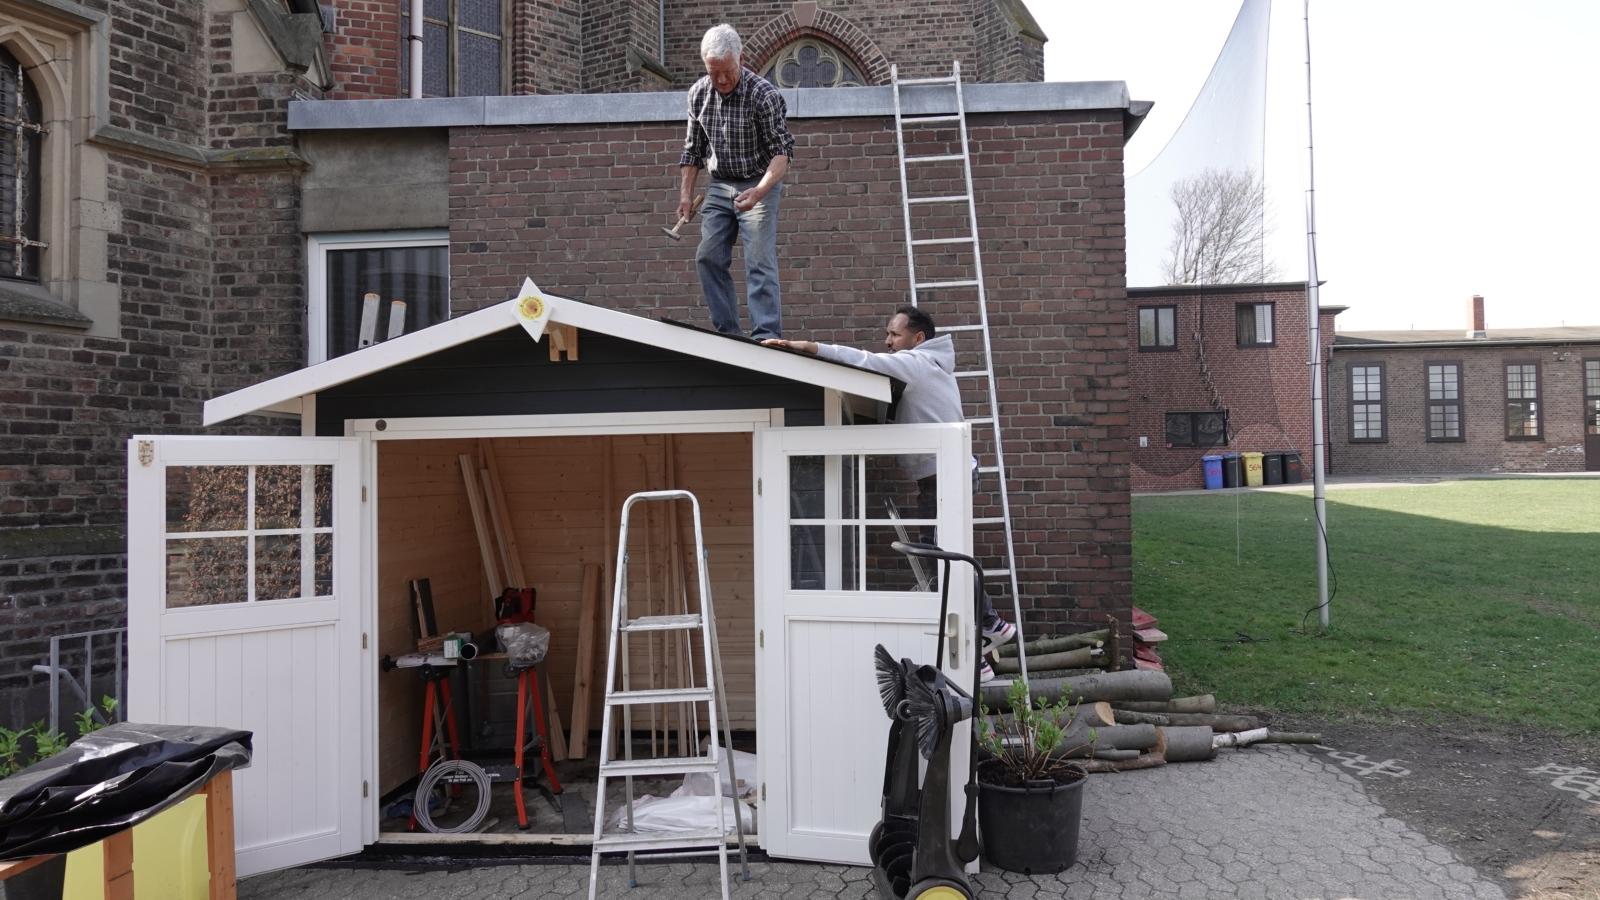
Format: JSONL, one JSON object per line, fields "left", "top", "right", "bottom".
{"left": 678, "top": 23, "right": 796, "bottom": 341}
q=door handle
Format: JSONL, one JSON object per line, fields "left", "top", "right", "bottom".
{"left": 947, "top": 612, "right": 960, "bottom": 668}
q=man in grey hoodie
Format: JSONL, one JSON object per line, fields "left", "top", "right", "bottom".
{"left": 763, "top": 306, "right": 1017, "bottom": 679}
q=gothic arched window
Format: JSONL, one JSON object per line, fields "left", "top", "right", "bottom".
{"left": 0, "top": 45, "right": 45, "bottom": 282}
{"left": 762, "top": 38, "right": 864, "bottom": 88}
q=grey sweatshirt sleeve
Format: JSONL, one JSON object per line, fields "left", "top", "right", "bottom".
{"left": 815, "top": 343, "right": 926, "bottom": 381}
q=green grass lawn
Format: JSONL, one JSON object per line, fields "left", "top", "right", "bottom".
{"left": 1132, "top": 479, "right": 1600, "bottom": 734}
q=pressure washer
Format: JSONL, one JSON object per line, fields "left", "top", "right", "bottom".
{"left": 867, "top": 540, "right": 988, "bottom": 900}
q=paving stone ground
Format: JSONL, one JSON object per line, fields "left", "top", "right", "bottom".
{"left": 240, "top": 745, "right": 1509, "bottom": 899}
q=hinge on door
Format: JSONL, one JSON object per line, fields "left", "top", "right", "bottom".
{"left": 361, "top": 485, "right": 368, "bottom": 502}
{"left": 756, "top": 477, "right": 762, "bottom": 496}
{"left": 758, "top": 629, "right": 763, "bottom": 649}
{"left": 761, "top": 783, "right": 766, "bottom": 802}
{"left": 362, "top": 780, "right": 369, "bottom": 798}
{"left": 362, "top": 632, "right": 368, "bottom": 650}
{"left": 137, "top": 440, "right": 154, "bottom": 467}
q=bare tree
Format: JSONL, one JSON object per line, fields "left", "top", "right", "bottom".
{"left": 1161, "top": 167, "right": 1278, "bottom": 285}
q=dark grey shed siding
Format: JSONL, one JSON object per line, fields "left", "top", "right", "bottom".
{"left": 314, "top": 327, "right": 828, "bottom": 434}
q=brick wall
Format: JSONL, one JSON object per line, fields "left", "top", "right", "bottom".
{"left": 446, "top": 108, "right": 1131, "bottom": 632}
{"left": 326, "top": 0, "right": 403, "bottom": 99}
{"left": 0, "top": 3, "right": 316, "bottom": 718}
{"left": 105, "top": 0, "right": 209, "bottom": 146}
{"left": 1330, "top": 345, "right": 1594, "bottom": 475}
{"left": 515, "top": 0, "right": 584, "bottom": 95}
{"left": 1127, "top": 284, "right": 1339, "bottom": 492}
{"left": 325, "top": 1, "right": 1044, "bottom": 97}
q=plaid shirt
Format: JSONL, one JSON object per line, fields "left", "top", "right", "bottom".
{"left": 679, "top": 69, "right": 795, "bottom": 181}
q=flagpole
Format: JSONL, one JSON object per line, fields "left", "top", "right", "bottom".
{"left": 1303, "top": 0, "right": 1330, "bottom": 627}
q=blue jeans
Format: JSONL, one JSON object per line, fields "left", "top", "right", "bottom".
{"left": 696, "top": 177, "right": 784, "bottom": 340}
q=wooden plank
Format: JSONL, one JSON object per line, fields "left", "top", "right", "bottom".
{"left": 479, "top": 467, "right": 516, "bottom": 596}
{"left": 386, "top": 299, "right": 408, "bottom": 341}
{"left": 459, "top": 453, "right": 505, "bottom": 598}
{"left": 357, "top": 292, "right": 380, "bottom": 349}
{"left": 481, "top": 440, "right": 528, "bottom": 586}
{"left": 204, "top": 770, "right": 238, "bottom": 900}
{"left": 103, "top": 828, "right": 134, "bottom": 900}
{"left": 0, "top": 855, "right": 53, "bottom": 881}
{"left": 567, "top": 562, "right": 601, "bottom": 758}
{"left": 480, "top": 440, "right": 566, "bottom": 762}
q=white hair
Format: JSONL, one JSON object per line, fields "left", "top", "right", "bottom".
{"left": 701, "top": 24, "right": 742, "bottom": 61}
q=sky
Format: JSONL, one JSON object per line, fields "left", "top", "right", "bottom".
{"left": 1031, "top": 1, "right": 1600, "bottom": 332}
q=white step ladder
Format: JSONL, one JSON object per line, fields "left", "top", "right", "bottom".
{"left": 891, "top": 60, "right": 1031, "bottom": 684}
{"left": 587, "top": 490, "right": 749, "bottom": 900}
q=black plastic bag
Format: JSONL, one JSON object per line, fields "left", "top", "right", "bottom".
{"left": 0, "top": 722, "right": 251, "bottom": 861}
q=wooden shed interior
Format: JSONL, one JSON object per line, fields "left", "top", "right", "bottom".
{"left": 374, "top": 431, "right": 755, "bottom": 811}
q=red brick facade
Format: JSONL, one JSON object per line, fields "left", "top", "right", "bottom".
{"left": 1126, "top": 283, "right": 1340, "bottom": 492}
{"left": 324, "top": 0, "right": 1043, "bottom": 99}
{"left": 0, "top": 0, "right": 1078, "bottom": 720}
{"left": 1330, "top": 344, "right": 1597, "bottom": 475}
{"left": 447, "top": 109, "right": 1132, "bottom": 629}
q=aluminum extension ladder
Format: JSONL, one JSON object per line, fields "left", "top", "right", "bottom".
{"left": 891, "top": 60, "right": 1031, "bottom": 684}
{"left": 587, "top": 490, "right": 748, "bottom": 900}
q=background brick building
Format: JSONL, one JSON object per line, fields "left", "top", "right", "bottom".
{"left": 1330, "top": 296, "right": 1600, "bottom": 475}
{"left": 1126, "top": 282, "right": 1342, "bottom": 492}
{"left": 0, "top": 0, "right": 1138, "bottom": 722}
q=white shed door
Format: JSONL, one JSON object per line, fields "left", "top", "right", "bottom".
{"left": 756, "top": 423, "right": 974, "bottom": 864}
{"left": 127, "top": 436, "right": 365, "bottom": 877}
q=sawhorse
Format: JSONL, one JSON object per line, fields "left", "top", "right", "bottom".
{"left": 512, "top": 662, "right": 564, "bottom": 829}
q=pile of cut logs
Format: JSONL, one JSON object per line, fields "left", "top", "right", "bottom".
{"left": 984, "top": 629, "right": 1317, "bottom": 773}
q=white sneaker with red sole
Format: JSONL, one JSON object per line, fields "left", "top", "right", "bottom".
{"left": 982, "top": 619, "right": 1017, "bottom": 652}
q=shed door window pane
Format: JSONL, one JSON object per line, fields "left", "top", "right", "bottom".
{"left": 789, "top": 454, "right": 939, "bottom": 593}
{"left": 325, "top": 245, "right": 448, "bottom": 360}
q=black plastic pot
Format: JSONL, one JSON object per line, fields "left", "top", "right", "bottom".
{"left": 976, "top": 759, "right": 1086, "bottom": 875}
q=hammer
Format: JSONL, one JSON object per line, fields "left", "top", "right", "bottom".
{"left": 662, "top": 193, "right": 705, "bottom": 240}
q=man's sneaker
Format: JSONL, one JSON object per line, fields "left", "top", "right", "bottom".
{"left": 980, "top": 657, "right": 996, "bottom": 683}
{"left": 982, "top": 619, "right": 1017, "bottom": 652}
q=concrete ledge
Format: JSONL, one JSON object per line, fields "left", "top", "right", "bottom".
{"left": 289, "top": 81, "right": 1137, "bottom": 131}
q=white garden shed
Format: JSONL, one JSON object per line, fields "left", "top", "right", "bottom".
{"left": 126, "top": 283, "right": 976, "bottom": 877}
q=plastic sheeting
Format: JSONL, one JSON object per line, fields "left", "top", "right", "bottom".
{"left": 1126, "top": 0, "right": 1271, "bottom": 287}
{"left": 495, "top": 622, "right": 550, "bottom": 669}
{"left": 0, "top": 723, "right": 251, "bottom": 861}
{"left": 607, "top": 748, "right": 758, "bottom": 834}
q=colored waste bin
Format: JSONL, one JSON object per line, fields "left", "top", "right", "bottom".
{"left": 1282, "top": 451, "right": 1304, "bottom": 484}
{"left": 1202, "top": 455, "right": 1224, "bottom": 490}
{"left": 1263, "top": 452, "right": 1284, "bottom": 485}
{"left": 1221, "top": 453, "right": 1243, "bottom": 488}
{"left": 1242, "top": 451, "right": 1264, "bottom": 487}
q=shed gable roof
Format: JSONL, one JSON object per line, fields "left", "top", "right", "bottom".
{"left": 203, "top": 282, "right": 894, "bottom": 426}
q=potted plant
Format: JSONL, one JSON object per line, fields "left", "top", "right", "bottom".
{"left": 975, "top": 679, "right": 1092, "bottom": 874}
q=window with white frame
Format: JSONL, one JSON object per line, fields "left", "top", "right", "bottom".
{"left": 307, "top": 232, "right": 449, "bottom": 363}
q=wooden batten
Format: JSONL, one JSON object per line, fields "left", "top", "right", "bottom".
{"left": 376, "top": 431, "right": 755, "bottom": 794}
